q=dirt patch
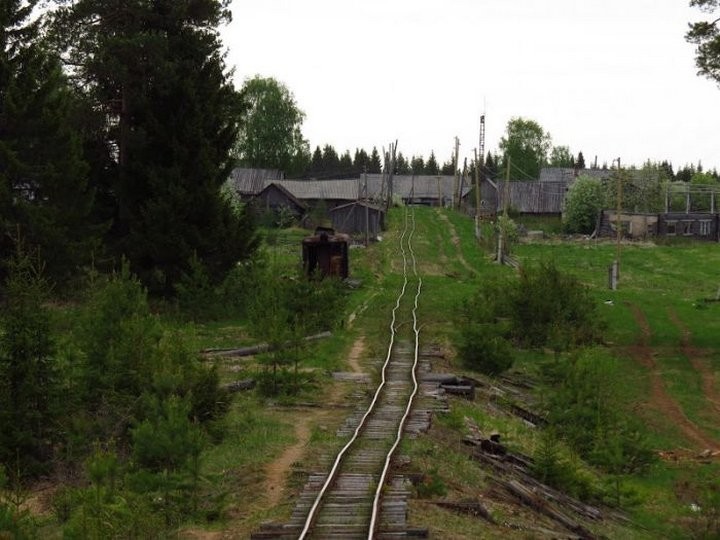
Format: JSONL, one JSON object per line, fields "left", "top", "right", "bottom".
{"left": 435, "top": 211, "right": 478, "bottom": 276}
{"left": 668, "top": 308, "right": 720, "bottom": 415}
{"left": 263, "top": 412, "right": 313, "bottom": 508}
{"left": 21, "top": 481, "right": 57, "bottom": 517}
{"left": 261, "top": 335, "right": 365, "bottom": 508}
{"left": 627, "top": 303, "right": 719, "bottom": 451}
{"left": 346, "top": 335, "right": 365, "bottom": 373}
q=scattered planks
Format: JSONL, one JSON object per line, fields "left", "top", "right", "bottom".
{"left": 422, "top": 373, "right": 476, "bottom": 400}
{"left": 432, "top": 500, "right": 495, "bottom": 524}
{"left": 222, "top": 379, "right": 255, "bottom": 393}
{"left": 463, "top": 418, "right": 607, "bottom": 539}
{"left": 200, "top": 331, "right": 332, "bottom": 358}
{"left": 494, "top": 478, "right": 595, "bottom": 540}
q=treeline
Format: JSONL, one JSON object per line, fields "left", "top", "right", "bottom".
{"left": 290, "top": 144, "right": 465, "bottom": 179}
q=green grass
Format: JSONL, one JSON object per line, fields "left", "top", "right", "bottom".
{"left": 129, "top": 207, "right": 720, "bottom": 538}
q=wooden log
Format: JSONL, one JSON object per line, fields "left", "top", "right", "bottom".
{"left": 433, "top": 500, "right": 495, "bottom": 523}
{"left": 440, "top": 384, "right": 475, "bottom": 400}
{"left": 223, "top": 379, "right": 255, "bottom": 393}
{"left": 201, "top": 331, "right": 332, "bottom": 358}
{"left": 496, "top": 478, "right": 596, "bottom": 539}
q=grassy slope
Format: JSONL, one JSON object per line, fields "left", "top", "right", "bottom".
{"left": 181, "top": 209, "right": 719, "bottom": 538}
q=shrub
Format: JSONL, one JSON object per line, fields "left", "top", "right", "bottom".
{"left": 0, "top": 244, "right": 58, "bottom": 475}
{"left": 458, "top": 324, "right": 513, "bottom": 376}
{"left": 458, "top": 261, "right": 603, "bottom": 356}
{"left": 562, "top": 176, "right": 606, "bottom": 234}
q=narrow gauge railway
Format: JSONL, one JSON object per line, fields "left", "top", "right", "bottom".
{"left": 254, "top": 207, "right": 424, "bottom": 539}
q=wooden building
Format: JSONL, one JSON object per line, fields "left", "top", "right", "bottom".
{"left": 597, "top": 210, "right": 719, "bottom": 241}
{"left": 329, "top": 201, "right": 385, "bottom": 238}
{"left": 253, "top": 182, "right": 306, "bottom": 220}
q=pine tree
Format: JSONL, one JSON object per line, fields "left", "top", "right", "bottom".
{"left": 321, "top": 144, "right": 340, "bottom": 176}
{"left": 410, "top": 155, "right": 425, "bottom": 174}
{"left": 353, "top": 148, "right": 368, "bottom": 174}
{"left": 426, "top": 152, "right": 440, "bottom": 175}
{"left": 0, "top": 242, "right": 57, "bottom": 475}
{"left": 369, "top": 147, "right": 382, "bottom": 173}
{"left": 576, "top": 151, "right": 586, "bottom": 169}
{"left": 395, "top": 152, "right": 410, "bottom": 175}
{"left": 339, "top": 151, "right": 353, "bottom": 175}
{"left": 51, "top": 0, "right": 257, "bottom": 294}
{"left": 1, "top": 0, "right": 100, "bottom": 285}
{"left": 309, "top": 146, "right": 324, "bottom": 177}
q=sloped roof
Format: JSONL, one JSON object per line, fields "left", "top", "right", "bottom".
{"left": 229, "top": 168, "right": 284, "bottom": 194}
{"left": 539, "top": 167, "right": 612, "bottom": 183}
{"left": 257, "top": 182, "right": 307, "bottom": 210}
{"left": 329, "top": 200, "right": 385, "bottom": 213}
{"left": 228, "top": 170, "right": 472, "bottom": 203}
{"left": 363, "top": 174, "right": 472, "bottom": 199}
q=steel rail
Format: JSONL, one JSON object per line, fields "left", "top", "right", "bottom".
{"left": 368, "top": 208, "right": 422, "bottom": 539}
{"left": 298, "top": 207, "right": 416, "bottom": 540}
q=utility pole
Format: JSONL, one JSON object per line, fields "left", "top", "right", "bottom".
{"left": 498, "top": 156, "right": 511, "bottom": 264}
{"left": 452, "top": 136, "right": 460, "bottom": 209}
{"left": 364, "top": 168, "right": 369, "bottom": 247}
{"left": 611, "top": 157, "right": 622, "bottom": 290}
{"left": 475, "top": 114, "right": 486, "bottom": 240}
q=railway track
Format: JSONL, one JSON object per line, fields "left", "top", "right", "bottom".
{"left": 253, "top": 207, "right": 436, "bottom": 539}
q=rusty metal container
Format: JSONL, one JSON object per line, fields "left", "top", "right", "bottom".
{"left": 302, "top": 227, "right": 349, "bottom": 279}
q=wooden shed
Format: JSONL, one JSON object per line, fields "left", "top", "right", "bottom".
{"left": 329, "top": 201, "right": 385, "bottom": 238}
{"left": 302, "top": 227, "right": 349, "bottom": 279}
{"left": 253, "top": 182, "right": 306, "bottom": 220}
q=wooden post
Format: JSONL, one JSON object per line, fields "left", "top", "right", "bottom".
{"left": 614, "top": 158, "right": 622, "bottom": 285}
{"left": 474, "top": 148, "right": 482, "bottom": 240}
{"left": 712, "top": 190, "right": 715, "bottom": 214}
{"left": 363, "top": 170, "right": 369, "bottom": 246}
{"left": 453, "top": 136, "right": 460, "bottom": 209}
{"left": 665, "top": 183, "right": 669, "bottom": 213}
{"left": 686, "top": 183, "right": 691, "bottom": 214}
{"left": 497, "top": 156, "right": 511, "bottom": 264}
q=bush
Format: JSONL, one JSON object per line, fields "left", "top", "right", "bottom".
{"left": 458, "top": 325, "right": 513, "bottom": 376}
{"left": 510, "top": 261, "right": 603, "bottom": 350}
{"left": 562, "top": 176, "right": 606, "bottom": 234}
{"left": 458, "top": 261, "right": 603, "bottom": 355}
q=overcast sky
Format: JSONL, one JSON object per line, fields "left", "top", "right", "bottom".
{"left": 222, "top": 0, "right": 719, "bottom": 172}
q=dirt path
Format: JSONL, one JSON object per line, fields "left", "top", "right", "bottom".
{"left": 435, "top": 210, "right": 478, "bottom": 276}
{"left": 262, "top": 335, "right": 366, "bottom": 507}
{"left": 667, "top": 308, "right": 720, "bottom": 416}
{"left": 627, "top": 303, "right": 719, "bottom": 451}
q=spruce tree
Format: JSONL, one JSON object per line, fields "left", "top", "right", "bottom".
{"left": 52, "top": 0, "right": 258, "bottom": 294}
{"left": 0, "top": 242, "right": 57, "bottom": 475}
{"left": 1, "top": 0, "right": 99, "bottom": 285}
{"left": 426, "top": 151, "right": 440, "bottom": 175}
{"left": 369, "top": 147, "right": 382, "bottom": 173}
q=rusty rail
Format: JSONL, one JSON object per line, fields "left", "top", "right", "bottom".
{"left": 298, "top": 207, "right": 422, "bottom": 539}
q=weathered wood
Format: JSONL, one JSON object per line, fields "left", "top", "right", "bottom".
{"left": 201, "top": 331, "right": 332, "bottom": 358}
{"left": 495, "top": 478, "right": 596, "bottom": 539}
{"left": 440, "top": 384, "right": 475, "bottom": 400}
{"left": 433, "top": 500, "right": 495, "bottom": 523}
{"left": 222, "top": 379, "right": 255, "bottom": 393}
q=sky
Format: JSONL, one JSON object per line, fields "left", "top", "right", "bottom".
{"left": 221, "top": 0, "right": 720, "bottom": 172}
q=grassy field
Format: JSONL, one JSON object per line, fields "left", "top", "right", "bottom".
{"left": 147, "top": 208, "right": 719, "bottom": 538}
